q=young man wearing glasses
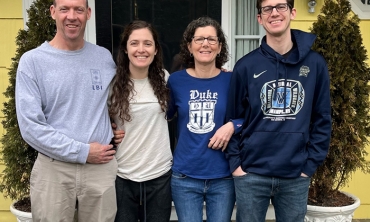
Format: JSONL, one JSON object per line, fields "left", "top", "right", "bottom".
{"left": 225, "top": 0, "right": 331, "bottom": 221}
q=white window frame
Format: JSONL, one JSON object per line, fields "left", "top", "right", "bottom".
{"left": 221, "top": 0, "right": 265, "bottom": 70}
{"left": 22, "top": 0, "right": 96, "bottom": 44}
{"left": 350, "top": 0, "right": 370, "bottom": 19}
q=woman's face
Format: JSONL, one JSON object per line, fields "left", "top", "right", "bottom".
{"left": 187, "top": 26, "right": 221, "bottom": 66}
{"left": 126, "top": 28, "right": 157, "bottom": 71}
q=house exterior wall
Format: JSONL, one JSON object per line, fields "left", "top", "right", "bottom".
{"left": 0, "top": 0, "right": 24, "bottom": 221}
{"left": 0, "top": 0, "right": 369, "bottom": 220}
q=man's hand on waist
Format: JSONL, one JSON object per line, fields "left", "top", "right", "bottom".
{"left": 87, "top": 142, "right": 115, "bottom": 164}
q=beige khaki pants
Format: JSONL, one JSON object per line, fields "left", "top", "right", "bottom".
{"left": 30, "top": 153, "right": 118, "bottom": 222}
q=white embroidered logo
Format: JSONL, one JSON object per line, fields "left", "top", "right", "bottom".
{"left": 187, "top": 90, "right": 218, "bottom": 134}
{"left": 299, "top": 66, "right": 310, "bottom": 77}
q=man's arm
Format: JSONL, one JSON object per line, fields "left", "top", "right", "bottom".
{"left": 208, "top": 119, "right": 243, "bottom": 151}
{"left": 87, "top": 142, "right": 116, "bottom": 164}
{"left": 166, "top": 79, "right": 177, "bottom": 121}
{"left": 302, "top": 60, "right": 332, "bottom": 177}
{"left": 15, "top": 60, "right": 114, "bottom": 164}
{"left": 224, "top": 66, "right": 248, "bottom": 174}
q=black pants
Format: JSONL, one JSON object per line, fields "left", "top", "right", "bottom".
{"left": 114, "top": 170, "right": 172, "bottom": 222}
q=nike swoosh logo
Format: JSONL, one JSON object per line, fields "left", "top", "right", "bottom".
{"left": 253, "top": 70, "right": 267, "bottom": 78}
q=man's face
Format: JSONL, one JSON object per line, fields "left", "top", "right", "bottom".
{"left": 257, "top": 0, "right": 296, "bottom": 37}
{"left": 50, "top": 0, "right": 91, "bottom": 43}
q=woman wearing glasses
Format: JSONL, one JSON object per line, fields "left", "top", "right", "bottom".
{"left": 167, "top": 17, "right": 240, "bottom": 222}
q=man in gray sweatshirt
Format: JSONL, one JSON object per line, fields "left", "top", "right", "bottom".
{"left": 15, "top": 0, "right": 117, "bottom": 221}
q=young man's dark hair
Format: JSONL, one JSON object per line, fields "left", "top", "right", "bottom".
{"left": 256, "top": 0, "right": 294, "bottom": 11}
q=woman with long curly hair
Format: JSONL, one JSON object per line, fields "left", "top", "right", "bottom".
{"left": 109, "top": 20, "right": 172, "bottom": 222}
{"left": 167, "top": 17, "right": 240, "bottom": 222}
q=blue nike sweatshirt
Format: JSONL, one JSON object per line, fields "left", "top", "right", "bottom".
{"left": 225, "top": 29, "right": 331, "bottom": 178}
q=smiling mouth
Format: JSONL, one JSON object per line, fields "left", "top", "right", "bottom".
{"left": 270, "top": 20, "right": 282, "bottom": 25}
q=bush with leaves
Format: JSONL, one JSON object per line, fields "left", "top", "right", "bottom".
{"left": 309, "top": 0, "right": 370, "bottom": 206}
{"left": 0, "top": 0, "right": 55, "bottom": 210}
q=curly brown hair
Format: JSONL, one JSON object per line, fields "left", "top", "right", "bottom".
{"left": 109, "top": 20, "right": 169, "bottom": 123}
{"left": 180, "top": 17, "right": 229, "bottom": 69}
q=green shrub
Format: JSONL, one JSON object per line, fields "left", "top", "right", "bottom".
{"left": 309, "top": 0, "right": 370, "bottom": 206}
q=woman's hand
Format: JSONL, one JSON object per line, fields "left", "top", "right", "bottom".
{"left": 112, "top": 122, "right": 125, "bottom": 146}
{"left": 208, "top": 122, "right": 234, "bottom": 151}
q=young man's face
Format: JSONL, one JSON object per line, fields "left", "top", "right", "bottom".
{"left": 50, "top": 0, "right": 91, "bottom": 43}
{"left": 257, "top": 0, "right": 296, "bottom": 38}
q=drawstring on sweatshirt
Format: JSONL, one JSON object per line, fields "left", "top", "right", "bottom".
{"left": 273, "top": 54, "right": 288, "bottom": 111}
{"left": 273, "top": 58, "right": 280, "bottom": 101}
{"left": 283, "top": 65, "right": 288, "bottom": 110}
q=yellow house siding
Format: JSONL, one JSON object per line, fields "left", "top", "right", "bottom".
{"left": 0, "top": 0, "right": 23, "bottom": 114}
{"left": 0, "top": 164, "right": 14, "bottom": 222}
{"left": 0, "top": 0, "right": 23, "bottom": 221}
{"left": 359, "top": 21, "right": 370, "bottom": 64}
{"left": 0, "top": 1, "right": 23, "bottom": 18}
{"left": 0, "top": 20, "right": 24, "bottom": 69}
{"left": 0, "top": 19, "right": 23, "bottom": 116}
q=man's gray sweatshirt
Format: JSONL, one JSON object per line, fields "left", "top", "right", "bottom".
{"left": 15, "top": 41, "right": 116, "bottom": 164}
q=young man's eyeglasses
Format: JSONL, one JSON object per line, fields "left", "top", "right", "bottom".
{"left": 192, "top": 36, "right": 218, "bottom": 45}
{"left": 260, "top": 3, "right": 291, "bottom": 15}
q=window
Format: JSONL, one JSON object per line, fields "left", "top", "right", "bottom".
{"left": 222, "top": 0, "right": 265, "bottom": 69}
{"left": 350, "top": 0, "right": 370, "bottom": 19}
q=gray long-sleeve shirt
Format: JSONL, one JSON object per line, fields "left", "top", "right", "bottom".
{"left": 15, "top": 41, "right": 116, "bottom": 164}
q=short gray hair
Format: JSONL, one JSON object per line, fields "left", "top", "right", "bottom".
{"left": 53, "top": 0, "right": 89, "bottom": 8}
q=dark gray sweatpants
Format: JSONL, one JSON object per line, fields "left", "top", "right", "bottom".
{"left": 115, "top": 170, "right": 172, "bottom": 222}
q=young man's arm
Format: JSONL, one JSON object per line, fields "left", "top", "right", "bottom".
{"left": 302, "top": 59, "right": 332, "bottom": 177}
{"left": 225, "top": 65, "right": 249, "bottom": 174}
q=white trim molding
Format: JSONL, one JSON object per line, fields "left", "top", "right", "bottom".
{"left": 85, "top": 0, "right": 96, "bottom": 44}
{"left": 350, "top": 0, "right": 370, "bottom": 19}
{"left": 22, "top": 0, "right": 96, "bottom": 44}
{"left": 221, "top": 0, "right": 232, "bottom": 70}
{"left": 22, "top": 0, "right": 33, "bottom": 29}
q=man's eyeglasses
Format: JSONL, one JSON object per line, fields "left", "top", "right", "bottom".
{"left": 192, "top": 36, "right": 218, "bottom": 45}
{"left": 260, "top": 3, "right": 291, "bottom": 15}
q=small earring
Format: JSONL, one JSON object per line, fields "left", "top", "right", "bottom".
{"left": 217, "top": 53, "right": 220, "bottom": 57}
{"left": 190, "top": 53, "right": 193, "bottom": 57}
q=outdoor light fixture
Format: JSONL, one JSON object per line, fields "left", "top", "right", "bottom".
{"left": 308, "top": 0, "right": 317, "bottom": 13}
